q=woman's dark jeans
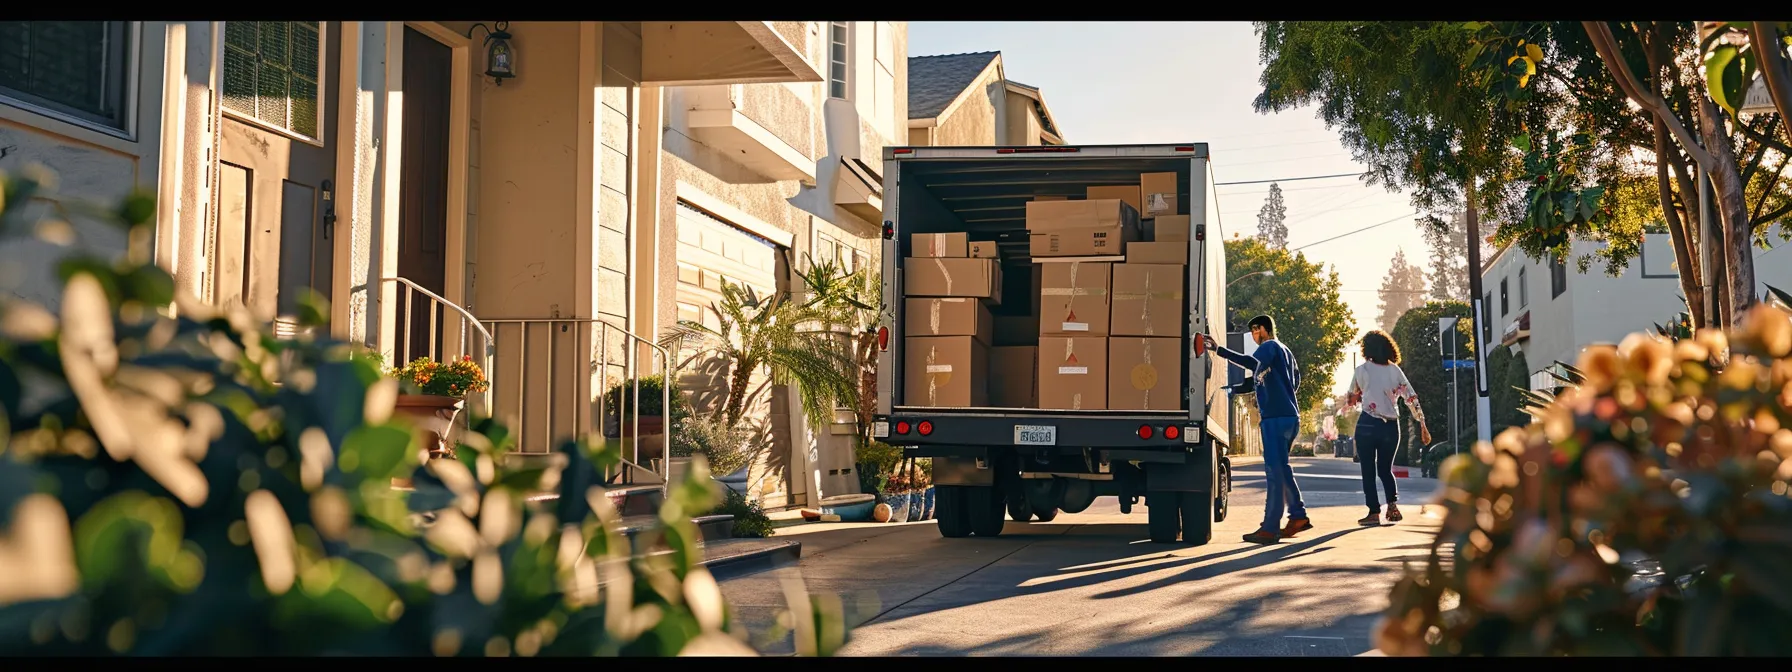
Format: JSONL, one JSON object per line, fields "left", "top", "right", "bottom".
{"left": 1355, "top": 415, "right": 1400, "bottom": 511}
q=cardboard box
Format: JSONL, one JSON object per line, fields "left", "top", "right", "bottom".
{"left": 990, "top": 346, "right": 1039, "bottom": 408}
{"left": 906, "top": 298, "right": 994, "bottom": 344}
{"left": 993, "top": 315, "right": 1040, "bottom": 346}
{"left": 969, "top": 241, "right": 999, "bottom": 259}
{"left": 1109, "top": 337, "right": 1183, "bottom": 411}
{"left": 1127, "top": 241, "right": 1188, "bottom": 265}
{"left": 1029, "top": 225, "right": 1138, "bottom": 257}
{"left": 905, "top": 336, "right": 989, "bottom": 407}
{"left": 913, "top": 232, "right": 967, "bottom": 258}
{"left": 1039, "top": 337, "right": 1107, "bottom": 410}
{"left": 905, "top": 257, "right": 1001, "bottom": 300}
{"left": 1151, "top": 215, "right": 1190, "bottom": 242}
{"left": 1038, "top": 261, "right": 1111, "bottom": 336}
{"left": 1141, "top": 172, "right": 1181, "bottom": 218}
{"left": 1025, "top": 199, "right": 1140, "bottom": 232}
{"left": 1111, "top": 264, "right": 1185, "bottom": 337}
{"left": 1032, "top": 195, "right": 1068, "bottom": 201}
{"left": 1086, "top": 185, "right": 1142, "bottom": 216}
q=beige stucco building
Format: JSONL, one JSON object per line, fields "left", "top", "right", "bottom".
{"left": 1, "top": 20, "right": 905, "bottom": 510}
{"left": 905, "top": 51, "right": 1063, "bottom": 147}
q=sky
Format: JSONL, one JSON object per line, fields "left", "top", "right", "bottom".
{"left": 908, "top": 21, "right": 1433, "bottom": 399}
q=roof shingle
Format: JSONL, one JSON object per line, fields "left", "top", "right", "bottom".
{"left": 907, "top": 51, "right": 1000, "bottom": 120}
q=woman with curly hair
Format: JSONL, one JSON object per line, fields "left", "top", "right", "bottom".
{"left": 1344, "top": 330, "right": 1431, "bottom": 526}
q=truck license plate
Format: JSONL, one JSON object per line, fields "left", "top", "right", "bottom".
{"left": 872, "top": 421, "right": 890, "bottom": 438}
{"left": 1014, "top": 425, "right": 1057, "bottom": 446}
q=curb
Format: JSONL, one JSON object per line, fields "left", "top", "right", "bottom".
{"left": 703, "top": 539, "right": 802, "bottom": 581}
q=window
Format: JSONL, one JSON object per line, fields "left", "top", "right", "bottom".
{"left": 828, "top": 22, "right": 849, "bottom": 100}
{"left": 1499, "top": 278, "right": 1509, "bottom": 316}
{"left": 1483, "top": 291, "right": 1493, "bottom": 342}
{"left": 222, "top": 21, "right": 323, "bottom": 139}
{"left": 1550, "top": 256, "right": 1568, "bottom": 298}
{"left": 0, "top": 21, "right": 134, "bottom": 131}
{"left": 1518, "top": 268, "right": 1527, "bottom": 308}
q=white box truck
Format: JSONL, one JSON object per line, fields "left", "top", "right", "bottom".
{"left": 872, "top": 143, "right": 1239, "bottom": 544}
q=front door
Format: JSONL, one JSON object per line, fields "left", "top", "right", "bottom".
{"left": 214, "top": 21, "right": 338, "bottom": 332}
{"left": 391, "top": 26, "right": 453, "bottom": 364}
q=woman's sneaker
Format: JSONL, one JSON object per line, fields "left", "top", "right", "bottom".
{"left": 1358, "top": 512, "right": 1381, "bottom": 526}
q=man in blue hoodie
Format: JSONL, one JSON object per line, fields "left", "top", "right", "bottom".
{"left": 1201, "top": 314, "right": 1312, "bottom": 544}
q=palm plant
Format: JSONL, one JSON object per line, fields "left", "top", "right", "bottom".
{"left": 795, "top": 256, "right": 882, "bottom": 443}
{"left": 660, "top": 279, "right": 858, "bottom": 432}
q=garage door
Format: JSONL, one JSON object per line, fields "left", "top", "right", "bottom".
{"left": 673, "top": 202, "right": 784, "bottom": 409}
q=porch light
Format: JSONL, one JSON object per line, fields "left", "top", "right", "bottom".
{"left": 467, "top": 21, "right": 517, "bottom": 85}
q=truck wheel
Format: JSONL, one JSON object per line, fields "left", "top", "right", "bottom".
{"left": 966, "top": 485, "right": 1006, "bottom": 537}
{"left": 1213, "top": 464, "right": 1231, "bottom": 523}
{"left": 1031, "top": 503, "right": 1059, "bottom": 522}
{"left": 1145, "top": 492, "right": 1180, "bottom": 544}
{"left": 1179, "top": 491, "right": 1214, "bottom": 545}
{"left": 1006, "top": 491, "right": 1034, "bottom": 522}
{"left": 936, "top": 486, "right": 973, "bottom": 538}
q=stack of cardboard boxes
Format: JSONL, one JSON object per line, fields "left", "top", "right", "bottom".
{"left": 901, "top": 171, "right": 1189, "bottom": 411}
{"left": 903, "top": 232, "right": 1002, "bottom": 407}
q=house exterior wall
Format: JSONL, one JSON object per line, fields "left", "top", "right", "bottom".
{"left": 0, "top": 21, "right": 183, "bottom": 312}
{"left": 1481, "top": 229, "right": 1792, "bottom": 388}
{"left": 930, "top": 68, "right": 998, "bottom": 146}
{"left": 1002, "top": 89, "right": 1043, "bottom": 145}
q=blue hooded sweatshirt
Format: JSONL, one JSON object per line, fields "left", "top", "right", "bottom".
{"left": 1213, "top": 338, "right": 1301, "bottom": 420}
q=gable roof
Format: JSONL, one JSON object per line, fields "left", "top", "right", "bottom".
{"left": 907, "top": 51, "right": 1001, "bottom": 120}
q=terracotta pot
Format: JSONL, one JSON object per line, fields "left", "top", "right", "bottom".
{"left": 616, "top": 416, "right": 666, "bottom": 464}
{"left": 390, "top": 395, "right": 465, "bottom": 489}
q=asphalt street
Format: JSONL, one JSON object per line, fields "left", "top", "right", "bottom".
{"left": 718, "top": 456, "right": 1445, "bottom": 656}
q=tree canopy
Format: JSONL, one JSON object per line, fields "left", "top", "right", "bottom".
{"left": 1223, "top": 237, "right": 1356, "bottom": 419}
{"left": 1378, "top": 248, "right": 1430, "bottom": 332}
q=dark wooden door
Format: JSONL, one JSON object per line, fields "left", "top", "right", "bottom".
{"left": 214, "top": 22, "right": 339, "bottom": 332}
{"left": 393, "top": 26, "right": 453, "bottom": 364}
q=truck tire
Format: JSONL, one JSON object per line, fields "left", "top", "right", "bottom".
{"left": 1006, "top": 490, "right": 1033, "bottom": 522}
{"left": 1026, "top": 478, "right": 1064, "bottom": 522}
{"left": 1179, "top": 491, "right": 1214, "bottom": 545}
{"left": 966, "top": 485, "right": 1006, "bottom": 537}
{"left": 936, "top": 486, "right": 973, "bottom": 538}
{"left": 1031, "top": 503, "right": 1059, "bottom": 522}
{"left": 1145, "top": 492, "right": 1180, "bottom": 544}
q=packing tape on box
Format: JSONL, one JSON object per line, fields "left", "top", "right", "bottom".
{"left": 1112, "top": 272, "right": 1184, "bottom": 337}
{"left": 930, "top": 300, "right": 941, "bottom": 334}
{"left": 934, "top": 258, "right": 951, "bottom": 295}
{"left": 925, "top": 345, "right": 942, "bottom": 405}
{"left": 1146, "top": 192, "right": 1171, "bottom": 215}
{"left": 1060, "top": 338, "right": 1085, "bottom": 410}
{"left": 930, "top": 235, "right": 943, "bottom": 257}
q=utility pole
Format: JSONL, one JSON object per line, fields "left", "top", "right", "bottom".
{"left": 1463, "top": 181, "right": 1493, "bottom": 443}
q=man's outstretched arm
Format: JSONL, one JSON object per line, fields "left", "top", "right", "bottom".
{"left": 1208, "top": 339, "right": 1260, "bottom": 371}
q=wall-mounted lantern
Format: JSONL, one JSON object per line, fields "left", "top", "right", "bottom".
{"left": 466, "top": 21, "right": 516, "bottom": 86}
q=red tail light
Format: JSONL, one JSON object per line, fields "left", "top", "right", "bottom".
{"left": 895, "top": 421, "right": 911, "bottom": 435}
{"left": 1164, "top": 425, "right": 1181, "bottom": 440}
{"left": 1194, "top": 335, "right": 1207, "bottom": 357}
{"left": 1138, "top": 425, "right": 1154, "bottom": 440}
{"left": 877, "top": 326, "right": 890, "bottom": 351}
{"left": 882, "top": 221, "right": 895, "bottom": 239}
{"left": 918, "top": 421, "right": 934, "bottom": 436}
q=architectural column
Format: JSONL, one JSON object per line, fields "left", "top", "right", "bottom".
{"left": 331, "top": 21, "right": 404, "bottom": 349}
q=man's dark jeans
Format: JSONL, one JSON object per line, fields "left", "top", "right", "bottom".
{"left": 1355, "top": 415, "right": 1400, "bottom": 511}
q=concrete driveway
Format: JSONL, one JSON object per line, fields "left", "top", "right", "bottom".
{"left": 718, "top": 456, "right": 1445, "bottom": 656}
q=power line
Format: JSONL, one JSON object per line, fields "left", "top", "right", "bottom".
{"left": 1289, "top": 212, "right": 1421, "bottom": 252}
{"left": 1214, "top": 172, "right": 1364, "bottom": 186}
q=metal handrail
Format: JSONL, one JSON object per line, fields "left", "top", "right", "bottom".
{"left": 480, "top": 316, "right": 673, "bottom": 487}
{"left": 378, "top": 277, "right": 496, "bottom": 413}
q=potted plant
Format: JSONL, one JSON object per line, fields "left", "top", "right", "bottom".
{"left": 387, "top": 355, "right": 490, "bottom": 471}
{"left": 603, "top": 374, "right": 692, "bottom": 468}
{"left": 918, "top": 460, "right": 936, "bottom": 521}
{"left": 878, "top": 470, "right": 910, "bottom": 523}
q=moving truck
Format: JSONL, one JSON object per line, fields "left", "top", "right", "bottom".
{"left": 873, "top": 144, "right": 1237, "bottom": 545}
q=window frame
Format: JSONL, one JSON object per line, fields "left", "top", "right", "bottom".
{"left": 1499, "top": 278, "right": 1509, "bottom": 316}
{"left": 218, "top": 21, "right": 329, "bottom": 147}
{"left": 827, "top": 21, "right": 850, "bottom": 101}
{"left": 1518, "top": 267, "right": 1527, "bottom": 308}
{"left": 1549, "top": 255, "right": 1568, "bottom": 298}
{"left": 0, "top": 21, "right": 141, "bottom": 138}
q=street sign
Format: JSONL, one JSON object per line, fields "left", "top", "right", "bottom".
{"left": 1443, "top": 359, "right": 1476, "bottom": 370}
{"left": 1437, "top": 317, "right": 1459, "bottom": 356}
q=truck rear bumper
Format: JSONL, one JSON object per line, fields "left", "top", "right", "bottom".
{"left": 875, "top": 409, "right": 1199, "bottom": 450}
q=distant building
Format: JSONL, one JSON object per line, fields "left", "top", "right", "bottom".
{"left": 1478, "top": 229, "right": 1792, "bottom": 389}
{"left": 906, "top": 51, "right": 1063, "bottom": 146}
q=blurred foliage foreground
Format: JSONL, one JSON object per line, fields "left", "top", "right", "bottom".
{"left": 0, "top": 166, "right": 846, "bottom": 656}
{"left": 1378, "top": 302, "right": 1792, "bottom": 656}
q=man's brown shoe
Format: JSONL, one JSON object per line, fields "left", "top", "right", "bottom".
{"left": 1243, "top": 529, "right": 1280, "bottom": 545}
{"left": 1281, "top": 517, "right": 1313, "bottom": 538}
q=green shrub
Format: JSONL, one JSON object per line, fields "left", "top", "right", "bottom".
{"left": 710, "top": 489, "right": 775, "bottom": 539}
{"left": 0, "top": 166, "right": 847, "bottom": 656}
{"left": 671, "top": 415, "right": 756, "bottom": 476}
{"left": 1377, "top": 305, "right": 1792, "bottom": 656}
